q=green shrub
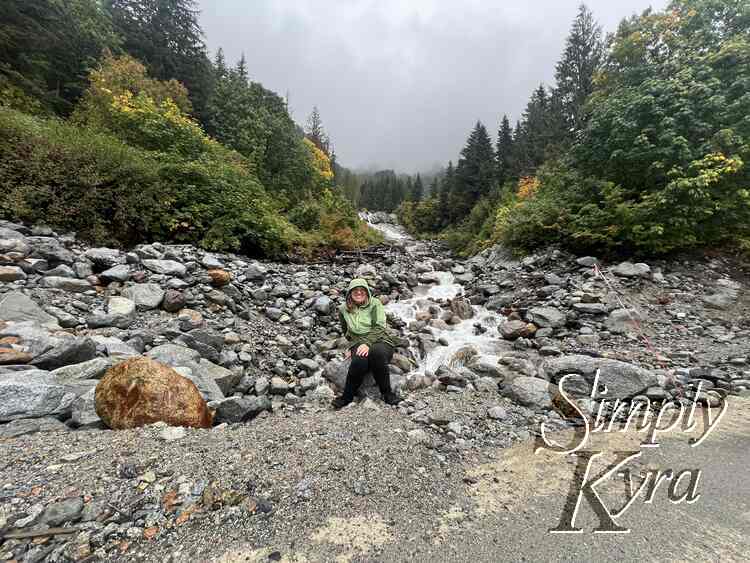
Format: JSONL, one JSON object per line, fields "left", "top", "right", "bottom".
{"left": 0, "top": 107, "right": 166, "bottom": 246}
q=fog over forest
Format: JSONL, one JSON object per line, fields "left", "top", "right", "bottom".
{"left": 198, "top": 0, "right": 669, "bottom": 172}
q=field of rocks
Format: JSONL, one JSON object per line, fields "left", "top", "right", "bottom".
{"left": 1, "top": 215, "right": 749, "bottom": 561}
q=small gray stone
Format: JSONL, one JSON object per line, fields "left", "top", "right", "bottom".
{"left": 41, "top": 497, "right": 84, "bottom": 526}
{"left": 487, "top": 406, "right": 508, "bottom": 420}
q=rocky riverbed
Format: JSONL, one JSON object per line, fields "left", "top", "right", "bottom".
{"left": 1, "top": 214, "right": 749, "bottom": 561}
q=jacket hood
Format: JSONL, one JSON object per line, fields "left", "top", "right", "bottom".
{"left": 347, "top": 278, "right": 372, "bottom": 298}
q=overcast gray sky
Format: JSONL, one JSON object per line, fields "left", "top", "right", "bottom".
{"left": 198, "top": 0, "right": 668, "bottom": 174}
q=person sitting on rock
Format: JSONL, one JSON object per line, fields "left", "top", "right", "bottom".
{"left": 332, "top": 278, "right": 401, "bottom": 409}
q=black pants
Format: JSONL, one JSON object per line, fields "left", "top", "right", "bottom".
{"left": 343, "top": 342, "right": 394, "bottom": 400}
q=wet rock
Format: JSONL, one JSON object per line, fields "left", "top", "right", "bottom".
{"left": 500, "top": 320, "right": 536, "bottom": 340}
{"left": 449, "top": 297, "right": 474, "bottom": 320}
{"left": 95, "top": 357, "right": 213, "bottom": 429}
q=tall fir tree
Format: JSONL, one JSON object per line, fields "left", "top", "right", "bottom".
{"left": 496, "top": 114, "right": 514, "bottom": 185}
{"left": 412, "top": 174, "right": 424, "bottom": 202}
{"left": 104, "top": 0, "right": 214, "bottom": 122}
{"left": 0, "top": 0, "right": 120, "bottom": 114}
{"left": 438, "top": 161, "right": 454, "bottom": 227}
{"left": 305, "top": 105, "right": 329, "bottom": 155}
{"left": 553, "top": 4, "right": 603, "bottom": 139}
{"left": 454, "top": 121, "right": 496, "bottom": 217}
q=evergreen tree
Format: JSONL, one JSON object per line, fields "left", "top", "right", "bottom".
{"left": 496, "top": 114, "right": 514, "bottom": 185}
{"left": 104, "top": 0, "right": 214, "bottom": 122}
{"left": 412, "top": 174, "right": 424, "bottom": 202}
{"left": 553, "top": 4, "right": 603, "bottom": 138}
{"left": 305, "top": 105, "right": 329, "bottom": 155}
{"left": 0, "top": 0, "right": 120, "bottom": 114}
{"left": 437, "top": 161, "right": 454, "bottom": 227}
{"left": 454, "top": 121, "right": 496, "bottom": 217}
{"left": 213, "top": 48, "right": 227, "bottom": 79}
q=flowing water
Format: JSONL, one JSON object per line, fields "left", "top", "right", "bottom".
{"left": 361, "top": 212, "right": 507, "bottom": 376}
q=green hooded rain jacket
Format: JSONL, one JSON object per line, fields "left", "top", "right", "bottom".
{"left": 338, "top": 278, "right": 397, "bottom": 349}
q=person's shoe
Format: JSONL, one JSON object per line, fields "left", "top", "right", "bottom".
{"left": 383, "top": 391, "right": 402, "bottom": 406}
{"left": 331, "top": 395, "right": 353, "bottom": 410}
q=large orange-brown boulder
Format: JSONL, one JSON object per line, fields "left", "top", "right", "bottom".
{"left": 207, "top": 269, "right": 231, "bottom": 287}
{"left": 95, "top": 357, "right": 213, "bottom": 429}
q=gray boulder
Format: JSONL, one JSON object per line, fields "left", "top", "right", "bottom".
{"left": 0, "top": 266, "right": 27, "bottom": 282}
{"left": 197, "top": 359, "right": 240, "bottom": 395}
{"left": 0, "top": 417, "right": 69, "bottom": 439}
{"left": 450, "top": 297, "right": 474, "bottom": 320}
{"left": 605, "top": 309, "right": 640, "bottom": 334}
{"left": 122, "top": 284, "right": 164, "bottom": 310}
{"left": 0, "top": 370, "right": 77, "bottom": 421}
{"left": 0, "top": 292, "right": 60, "bottom": 329}
{"left": 100, "top": 264, "right": 131, "bottom": 283}
{"left": 528, "top": 307, "right": 566, "bottom": 328}
{"left": 84, "top": 248, "right": 123, "bottom": 269}
{"left": 210, "top": 396, "right": 272, "bottom": 423}
{"left": 501, "top": 377, "right": 558, "bottom": 409}
{"left": 540, "top": 354, "right": 658, "bottom": 399}
{"left": 90, "top": 336, "right": 140, "bottom": 358}
{"left": 30, "top": 337, "right": 97, "bottom": 370}
{"left": 146, "top": 343, "right": 201, "bottom": 366}
{"left": 142, "top": 259, "right": 186, "bottom": 277}
{"left": 51, "top": 357, "right": 114, "bottom": 382}
{"left": 40, "top": 277, "right": 92, "bottom": 293}
{"left": 107, "top": 296, "right": 136, "bottom": 317}
{"left": 612, "top": 262, "right": 651, "bottom": 278}
{"left": 69, "top": 388, "right": 105, "bottom": 429}
{"left": 172, "top": 365, "right": 224, "bottom": 403}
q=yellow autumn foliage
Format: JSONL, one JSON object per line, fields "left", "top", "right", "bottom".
{"left": 303, "top": 137, "right": 333, "bottom": 182}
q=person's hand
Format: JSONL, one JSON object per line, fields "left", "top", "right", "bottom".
{"left": 344, "top": 349, "right": 352, "bottom": 359}
{"left": 356, "top": 344, "right": 369, "bottom": 357}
